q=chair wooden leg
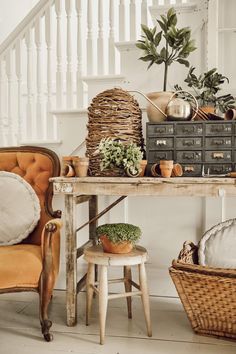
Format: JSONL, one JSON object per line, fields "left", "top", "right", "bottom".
{"left": 124, "top": 265, "right": 132, "bottom": 319}
{"left": 39, "top": 282, "right": 54, "bottom": 342}
{"left": 99, "top": 265, "right": 108, "bottom": 345}
{"left": 138, "top": 262, "right": 152, "bottom": 337}
{"left": 86, "top": 263, "right": 95, "bottom": 326}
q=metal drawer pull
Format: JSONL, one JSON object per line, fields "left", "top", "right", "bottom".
{"left": 156, "top": 139, "right": 167, "bottom": 146}
{"left": 213, "top": 152, "right": 224, "bottom": 159}
{"left": 212, "top": 139, "right": 224, "bottom": 145}
{"left": 183, "top": 153, "right": 194, "bottom": 159}
{"left": 183, "top": 139, "right": 194, "bottom": 146}
{"left": 183, "top": 127, "right": 194, "bottom": 133}
{"left": 155, "top": 128, "right": 165, "bottom": 133}
{"left": 184, "top": 166, "right": 194, "bottom": 172}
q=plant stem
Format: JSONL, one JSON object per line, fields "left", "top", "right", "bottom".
{"left": 163, "top": 41, "right": 168, "bottom": 91}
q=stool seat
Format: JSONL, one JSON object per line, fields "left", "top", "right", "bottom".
{"left": 84, "top": 245, "right": 148, "bottom": 266}
{"left": 84, "top": 244, "right": 152, "bottom": 344}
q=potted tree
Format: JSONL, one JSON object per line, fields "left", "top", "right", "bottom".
{"left": 176, "top": 66, "right": 235, "bottom": 115}
{"left": 98, "top": 137, "right": 144, "bottom": 177}
{"left": 136, "top": 7, "right": 196, "bottom": 122}
{"left": 97, "top": 223, "right": 141, "bottom": 254}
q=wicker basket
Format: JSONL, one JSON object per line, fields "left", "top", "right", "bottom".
{"left": 169, "top": 241, "right": 236, "bottom": 340}
{"left": 86, "top": 88, "right": 144, "bottom": 176}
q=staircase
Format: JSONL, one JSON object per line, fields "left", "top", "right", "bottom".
{"left": 0, "top": 0, "right": 208, "bottom": 154}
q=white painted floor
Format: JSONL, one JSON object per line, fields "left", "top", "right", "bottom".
{"left": 0, "top": 290, "right": 236, "bottom": 354}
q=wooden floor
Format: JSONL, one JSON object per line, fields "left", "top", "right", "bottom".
{"left": 1, "top": 289, "right": 236, "bottom": 354}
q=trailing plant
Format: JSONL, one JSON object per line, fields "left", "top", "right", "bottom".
{"left": 97, "top": 223, "right": 141, "bottom": 244}
{"left": 97, "top": 138, "right": 143, "bottom": 176}
{"left": 136, "top": 7, "right": 196, "bottom": 91}
{"left": 175, "top": 67, "right": 235, "bottom": 113}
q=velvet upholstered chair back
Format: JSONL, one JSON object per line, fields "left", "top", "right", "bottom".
{"left": 0, "top": 146, "right": 61, "bottom": 245}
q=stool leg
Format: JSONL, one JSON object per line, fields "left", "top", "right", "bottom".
{"left": 124, "top": 265, "right": 132, "bottom": 319}
{"left": 138, "top": 262, "right": 152, "bottom": 337}
{"left": 86, "top": 263, "right": 95, "bottom": 326}
{"left": 99, "top": 265, "right": 108, "bottom": 345}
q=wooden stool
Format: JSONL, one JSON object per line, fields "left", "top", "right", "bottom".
{"left": 84, "top": 245, "right": 152, "bottom": 344}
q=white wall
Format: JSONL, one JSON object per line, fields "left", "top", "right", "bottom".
{"left": 0, "top": 0, "right": 38, "bottom": 43}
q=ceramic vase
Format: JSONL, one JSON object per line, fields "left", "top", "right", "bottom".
{"left": 146, "top": 91, "right": 173, "bottom": 123}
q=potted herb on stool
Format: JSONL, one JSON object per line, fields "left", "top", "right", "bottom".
{"left": 97, "top": 223, "right": 141, "bottom": 254}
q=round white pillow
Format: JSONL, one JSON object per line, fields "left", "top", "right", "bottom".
{"left": 198, "top": 218, "right": 236, "bottom": 268}
{"left": 0, "top": 171, "right": 41, "bottom": 246}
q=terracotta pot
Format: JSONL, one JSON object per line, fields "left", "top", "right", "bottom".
{"left": 171, "top": 163, "right": 183, "bottom": 177}
{"left": 160, "top": 160, "right": 173, "bottom": 178}
{"left": 151, "top": 163, "right": 161, "bottom": 177}
{"left": 225, "top": 109, "right": 236, "bottom": 120}
{"left": 73, "top": 157, "right": 89, "bottom": 177}
{"left": 99, "top": 235, "right": 133, "bottom": 254}
{"left": 138, "top": 160, "right": 147, "bottom": 177}
{"left": 146, "top": 91, "right": 173, "bottom": 123}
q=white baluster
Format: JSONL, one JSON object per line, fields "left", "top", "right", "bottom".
{"left": 15, "top": 41, "right": 23, "bottom": 143}
{"left": 76, "top": 0, "right": 85, "bottom": 107}
{"left": 141, "top": 0, "right": 148, "bottom": 27}
{"left": 87, "top": 0, "right": 95, "bottom": 75}
{"left": 25, "top": 29, "right": 34, "bottom": 140}
{"left": 6, "top": 50, "right": 16, "bottom": 145}
{"left": 55, "top": 0, "right": 63, "bottom": 108}
{"left": 45, "top": 7, "right": 53, "bottom": 139}
{"left": 119, "top": 0, "right": 127, "bottom": 41}
{"left": 35, "top": 18, "right": 44, "bottom": 139}
{"left": 65, "top": 0, "right": 73, "bottom": 108}
{"left": 97, "top": 0, "right": 105, "bottom": 75}
{"left": 130, "top": 0, "right": 137, "bottom": 40}
{"left": 109, "top": 0, "right": 116, "bottom": 74}
{"left": 0, "top": 59, "right": 6, "bottom": 146}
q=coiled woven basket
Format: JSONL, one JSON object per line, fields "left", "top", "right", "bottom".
{"left": 86, "top": 88, "right": 144, "bottom": 176}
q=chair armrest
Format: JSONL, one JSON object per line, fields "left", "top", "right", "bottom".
{"left": 41, "top": 219, "right": 62, "bottom": 279}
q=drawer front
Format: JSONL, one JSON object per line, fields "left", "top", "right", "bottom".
{"left": 147, "top": 124, "right": 174, "bottom": 136}
{"left": 182, "top": 164, "right": 202, "bottom": 177}
{"left": 176, "top": 151, "right": 202, "bottom": 163}
{"left": 205, "top": 123, "right": 232, "bottom": 135}
{"left": 205, "top": 137, "right": 232, "bottom": 149}
{"left": 148, "top": 137, "right": 174, "bottom": 150}
{"left": 205, "top": 151, "right": 232, "bottom": 163}
{"left": 204, "top": 164, "right": 233, "bottom": 175}
{"left": 148, "top": 150, "right": 173, "bottom": 163}
{"left": 176, "top": 123, "right": 203, "bottom": 136}
{"left": 176, "top": 137, "right": 202, "bottom": 149}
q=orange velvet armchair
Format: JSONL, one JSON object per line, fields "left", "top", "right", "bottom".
{"left": 0, "top": 146, "right": 61, "bottom": 341}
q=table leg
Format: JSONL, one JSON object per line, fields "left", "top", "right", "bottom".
{"left": 89, "top": 195, "right": 98, "bottom": 281}
{"left": 65, "top": 194, "right": 77, "bottom": 326}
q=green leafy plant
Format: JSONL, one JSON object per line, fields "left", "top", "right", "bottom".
{"left": 175, "top": 67, "right": 235, "bottom": 113}
{"left": 136, "top": 7, "right": 196, "bottom": 91}
{"left": 98, "top": 138, "right": 143, "bottom": 176}
{"left": 97, "top": 223, "right": 141, "bottom": 244}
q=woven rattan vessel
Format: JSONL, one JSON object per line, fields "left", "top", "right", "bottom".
{"left": 86, "top": 88, "right": 144, "bottom": 176}
{"left": 169, "top": 241, "right": 236, "bottom": 340}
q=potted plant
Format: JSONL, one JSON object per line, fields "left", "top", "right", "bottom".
{"left": 175, "top": 66, "right": 235, "bottom": 114}
{"left": 97, "top": 223, "right": 141, "bottom": 254}
{"left": 98, "top": 138, "right": 144, "bottom": 177}
{"left": 135, "top": 7, "right": 196, "bottom": 122}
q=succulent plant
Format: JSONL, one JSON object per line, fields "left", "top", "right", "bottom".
{"left": 97, "top": 223, "right": 141, "bottom": 244}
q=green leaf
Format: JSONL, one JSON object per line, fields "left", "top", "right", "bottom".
{"left": 139, "top": 54, "right": 154, "bottom": 62}
{"left": 141, "top": 24, "right": 154, "bottom": 41}
{"left": 160, "top": 47, "right": 168, "bottom": 60}
{"left": 176, "top": 58, "right": 190, "bottom": 67}
{"left": 156, "top": 19, "right": 166, "bottom": 32}
{"left": 154, "top": 31, "right": 162, "bottom": 46}
{"left": 135, "top": 42, "right": 147, "bottom": 50}
{"left": 167, "top": 7, "right": 176, "bottom": 19}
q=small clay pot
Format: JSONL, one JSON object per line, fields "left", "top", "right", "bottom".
{"left": 160, "top": 160, "right": 173, "bottom": 178}
{"left": 61, "top": 156, "right": 73, "bottom": 177}
{"left": 151, "top": 163, "right": 161, "bottom": 177}
{"left": 171, "top": 163, "right": 183, "bottom": 177}
{"left": 99, "top": 235, "right": 133, "bottom": 254}
{"left": 225, "top": 109, "right": 236, "bottom": 120}
{"left": 138, "top": 160, "right": 147, "bottom": 177}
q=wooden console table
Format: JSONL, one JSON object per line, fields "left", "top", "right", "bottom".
{"left": 51, "top": 176, "right": 236, "bottom": 326}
